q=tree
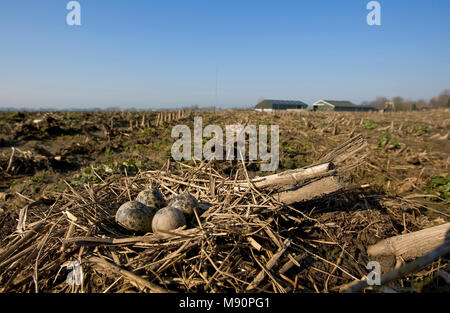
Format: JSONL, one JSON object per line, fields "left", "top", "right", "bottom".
{"left": 392, "top": 96, "right": 404, "bottom": 111}
{"left": 429, "top": 89, "right": 450, "bottom": 108}
{"left": 369, "top": 97, "right": 389, "bottom": 109}
{"left": 437, "top": 89, "right": 450, "bottom": 107}
{"left": 416, "top": 99, "right": 427, "bottom": 109}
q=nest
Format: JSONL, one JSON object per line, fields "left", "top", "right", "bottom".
{"left": 0, "top": 135, "right": 443, "bottom": 293}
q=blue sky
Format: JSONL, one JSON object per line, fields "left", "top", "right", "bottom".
{"left": 1, "top": 0, "right": 449, "bottom": 109}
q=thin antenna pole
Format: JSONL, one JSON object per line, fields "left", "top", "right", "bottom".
{"left": 215, "top": 67, "right": 218, "bottom": 111}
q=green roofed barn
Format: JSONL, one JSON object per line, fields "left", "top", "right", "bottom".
{"left": 312, "top": 100, "right": 378, "bottom": 112}
{"left": 255, "top": 99, "right": 308, "bottom": 111}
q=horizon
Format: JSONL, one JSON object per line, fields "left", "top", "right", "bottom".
{"left": 1, "top": 0, "right": 449, "bottom": 109}
{"left": 0, "top": 95, "right": 444, "bottom": 111}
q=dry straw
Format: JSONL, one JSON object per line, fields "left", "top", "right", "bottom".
{"left": 0, "top": 135, "right": 445, "bottom": 293}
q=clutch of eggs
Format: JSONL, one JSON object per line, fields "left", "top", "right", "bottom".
{"left": 115, "top": 189, "right": 200, "bottom": 234}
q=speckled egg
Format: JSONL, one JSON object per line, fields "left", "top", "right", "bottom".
{"left": 115, "top": 201, "right": 157, "bottom": 233}
{"left": 151, "top": 206, "right": 186, "bottom": 233}
{"left": 136, "top": 189, "right": 166, "bottom": 209}
{"left": 167, "top": 193, "right": 199, "bottom": 216}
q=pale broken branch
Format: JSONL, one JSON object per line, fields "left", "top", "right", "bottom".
{"left": 342, "top": 241, "right": 450, "bottom": 293}
{"left": 367, "top": 223, "right": 450, "bottom": 261}
{"left": 274, "top": 176, "right": 346, "bottom": 205}
{"left": 235, "top": 162, "right": 334, "bottom": 190}
{"left": 317, "top": 134, "right": 368, "bottom": 165}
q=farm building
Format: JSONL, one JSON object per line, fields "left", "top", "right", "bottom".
{"left": 255, "top": 99, "right": 308, "bottom": 112}
{"left": 312, "top": 100, "right": 378, "bottom": 112}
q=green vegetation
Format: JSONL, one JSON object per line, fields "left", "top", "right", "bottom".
{"left": 202, "top": 135, "right": 214, "bottom": 145}
{"left": 405, "top": 121, "right": 428, "bottom": 134}
{"left": 139, "top": 127, "right": 156, "bottom": 135}
{"left": 71, "top": 166, "right": 102, "bottom": 185}
{"left": 6, "top": 111, "right": 25, "bottom": 121}
{"left": 378, "top": 132, "right": 400, "bottom": 149}
{"left": 30, "top": 176, "right": 45, "bottom": 183}
{"left": 282, "top": 141, "right": 297, "bottom": 153}
{"left": 66, "top": 112, "right": 84, "bottom": 119}
{"left": 281, "top": 138, "right": 309, "bottom": 154}
{"left": 378, "top": 132, "right": 390, "bottom": 147}
{"left": 426, "top": 174, "right": 450, "bottom": 201}
{"left": 71, "top": 161, "right": 150, "bottom": 185}
{"left": 299, "top": 140, "right": 310, "bottom": 150}
{"left": 363, "top": 120, "right": 377, "bottom": 130}
{"left": 153, "top": 138, "right": 171, "bottom": 152}
{"left": 390, "top": 140, "right": 400, "bottom": 149}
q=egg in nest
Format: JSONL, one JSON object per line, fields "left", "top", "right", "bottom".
{"left": 115, "top": 201, "right": 157, "bottom": 233}
{"left": 167, "top": 193, "right": 199, "bottom": 216}
{"left": 151, "top": 206, "right": 186, "bottom": 233}
{"left": 136, "top": 188, "right": 166, "bottom": 209}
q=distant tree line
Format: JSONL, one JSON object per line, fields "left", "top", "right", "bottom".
{"left": 361, "top": 89, "right": 450, "bottom": 111}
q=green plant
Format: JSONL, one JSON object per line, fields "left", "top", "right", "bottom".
{"left": 202, "top": 135, "right": 214, "bottom": 145}
{"left": 30, "top": 176, "right": 45, "bottom": 183}
{"left": 378, "top": 132, "right": 390, "bottom": 147}
{"left": 415, "top": 124, "right": 428, "bottom": 133}
{"left": 71, "top": 166, "right": 102, "bottom": 185}
{"left": 426, "top": 174, "right": 450, "bottom": 201}
{"left": 6, "top": 112, "right": 25, "bottom": 121}
{"left": 282, "top": 141, "right": 297, "bottom": 153}
{"left": 363, "top": 120, "right": 377, "bottom": 130}
{"left": 141, "top": 127, "right": 156, "bottom": 133}
{"left": 300, "top": 140, "right": 310, "bottom": 150}
{"left": 406, "top": 122, "right": 428, "bottom": 134}
{"left": 153, "top": 139, "right": 170, "bottom": 151}
{"left": 390, "top": 140, "right": 400, "bottom": 149}
{"left": 67, "top": 112, "right": 83, "bottom": 119}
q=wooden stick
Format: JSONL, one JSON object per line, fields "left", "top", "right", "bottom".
{"left": 64, "top": 230, "right": 200, "bottom": 247}
{"left": 6, "top": 147, "right": 16, "bottom": 173}
{"left": 317, "top": 134, "right": 367, "bottom": 165}
{"left": 342, "top": 242, "right": 450, "bottom": 293}
{"left": 247, "top": 237, "right": 263, "bottom": 251}
{"left": 88, "top": 257, "right": 174, "bottom": 293}
{"left": 367, "top": 223, "right": 450, "bottom": 261}
{"left": 274, "top": 176, "right": 345, "bottom": 205}
{"left": 246, "top": 239, "right": 291, "bottom": 290}
{"left": 279, "top": 252, "right": 307, "bottom": 275}
{"left": 235, "top": 162, "right": 334, "bottom": 189}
